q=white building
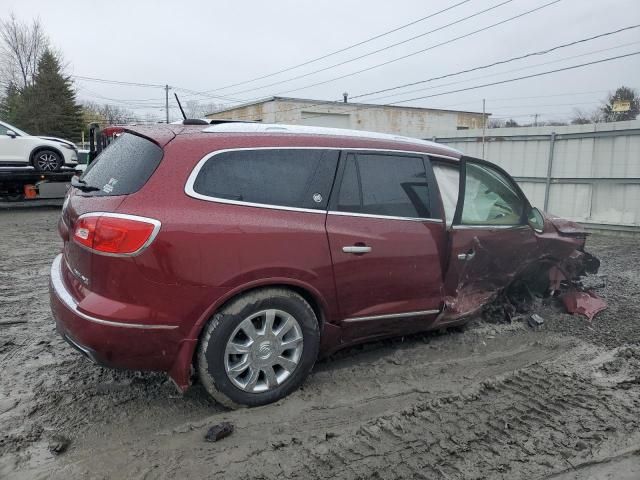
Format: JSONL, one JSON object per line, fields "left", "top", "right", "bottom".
{"left": 206, "top": 96, "right": 488, "bottom": 138}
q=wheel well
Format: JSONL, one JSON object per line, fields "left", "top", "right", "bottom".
{"left": 30, "top": 146, "right": 64, "bottom": 165}
{"left": 213, "top": 284, "right": 325, "bottom": 331}
{"left": 188, "top": 284, "right": 326, "bottom": 382}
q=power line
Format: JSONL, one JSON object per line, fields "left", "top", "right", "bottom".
{"left": 425, "top": 90, "right": 609, "bottom": 110}
{"left": 201, "top": 0, "right": 473, "bottom": 93}
{"left": 216, "top": 38, "right": 637, "bottom": 121}
{"left": 72, "top": 75, "right": 165, "bottom": 88}
{"left": 172, "top": 86, "right": 245, "bottom": 103}
{"left": 222, "top": 0, "right": 516, "bottom": 96}
{"left": 290, "top": 51, "right": 640, "bottom": 123}
{"left": 350, "top": 24, "right": 640, "bottom": 100}
{"left": 363, "top": 40, "right": 640, "bottom": 103}
{"left": 385, "top": 51, "right": 640, "bottom": 106}
{"left": 233, "top": 0, "right": 563, "bottom": 98}
{"left": 490, "top": 100, "right": 600, "bottom": 110}
{"left": 73, "top": 75, "right": 245, "bottom": 106}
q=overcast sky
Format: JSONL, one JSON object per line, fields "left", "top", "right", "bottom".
{"left": 5, "top": 0, "right": 640, "bottom": 123}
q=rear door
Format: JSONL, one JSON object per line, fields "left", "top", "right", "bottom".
{"left": 439, "top": 156, "right": 539, "bottom": 319}
{"left": 326, "top": 151, "right": 446, "bottom": 341}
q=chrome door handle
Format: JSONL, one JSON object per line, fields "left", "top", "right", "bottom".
{"left": 457, "top": 250, "right": 475, "bottom": 261}
{"left": 342, "top": 245, "right": 372, "bottom": 254}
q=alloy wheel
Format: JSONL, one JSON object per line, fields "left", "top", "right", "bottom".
{"left": 224, "top": 309, "right": 304, "bottom": 393}
{"left": 36, "top": 152, "right": 60, "bottom": 171}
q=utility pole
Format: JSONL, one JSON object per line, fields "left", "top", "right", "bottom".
{"left": 482, "top": 98, "right": 486, "bottom": 158}
{"left": 165, "top": 85, "right": 170, "bottom": 124}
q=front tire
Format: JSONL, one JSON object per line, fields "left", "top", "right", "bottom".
{"left": 33, "top": 150, "right": 63, "bottom": 172}
{"left": 197, "top": 288, "right": 320, "bottom": 408}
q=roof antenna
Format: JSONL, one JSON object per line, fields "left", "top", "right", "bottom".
{"left": 174, "top": 93, "right": 187, "bottom": 120}
{"left": 343, "top": 92, "right": 348, "bottom": 103}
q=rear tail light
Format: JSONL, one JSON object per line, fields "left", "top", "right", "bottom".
{"left": 73, "top": 213, "right": 160, "bottom": 255}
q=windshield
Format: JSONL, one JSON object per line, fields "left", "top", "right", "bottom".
{"left": 0, "top": 120, "right": 30, "bottom": 137}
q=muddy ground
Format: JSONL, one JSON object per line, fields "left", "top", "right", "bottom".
{"left": 1, "top": 205, "right": 639, "bottom": 479}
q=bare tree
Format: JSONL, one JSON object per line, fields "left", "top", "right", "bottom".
{"left": 184, "top": 99, "right": 227, "bottom": 118}
{"left": 81, "top": 101, "right": 138, "bottom": 125}
{"left": 570, "top": 107, "right": 603, "bottom": 125}
{"left": 0, "top": 13, "right": 48, "bottom": 89}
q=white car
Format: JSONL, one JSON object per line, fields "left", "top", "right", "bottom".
{"left": 0, "top": 120, "right": 78, "bottom": 171}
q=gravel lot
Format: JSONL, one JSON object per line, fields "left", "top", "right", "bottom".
{"left": 1, "top": 206, "right": 639, "bottom": 479}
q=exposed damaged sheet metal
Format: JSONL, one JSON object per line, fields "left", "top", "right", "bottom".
{"left": 562, "top": 290, "right": 607, "bottom": 321}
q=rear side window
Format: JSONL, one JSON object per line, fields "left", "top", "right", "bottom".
{"left": 80, "top": 133, "right": 163, "bottom": 196}
{"left": 336, "top": 153, "right": 432, "bottom": 218}
{"left": 191, "top": 149, "right": 339, "bottom": 210}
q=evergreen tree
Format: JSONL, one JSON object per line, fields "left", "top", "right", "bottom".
{"left": 17, "top": 49, "right": 83, "bottom": 141}
{"left": 600, "top": 86, "right": 639, "bottom": 122}
{"left": 0, "top": 82, "right": 22, "bottom": 123}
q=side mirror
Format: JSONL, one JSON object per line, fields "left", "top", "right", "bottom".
{"left": 6, "top": 130, "right": 17, "bottom": 138}
{"left": 527, "top": 207, "right": 545, "bottom": 233}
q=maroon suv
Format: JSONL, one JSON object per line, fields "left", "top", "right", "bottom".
{"left": 50, "top": 123, "right": 591, "bottom": 407}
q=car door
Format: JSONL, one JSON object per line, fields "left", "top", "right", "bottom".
{"left": 326, "top": 151, "right": 447, "bottom": 341}
{"left": 0, "top": 126, "right": 27, "bottom": 163}
{"left": 438, "top": 156, "right": 539, "bottom": 321}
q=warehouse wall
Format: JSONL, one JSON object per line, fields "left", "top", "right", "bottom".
{"left": 434, "top": 120, "right": 640, "bottom": 230}
{"left": 207, "top": 99, "right": 486, "bottom": 138}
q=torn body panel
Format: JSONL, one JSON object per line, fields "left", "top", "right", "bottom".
{"left": 436, "top": 212, "right": 604, "bottom": 325}
{"left": 562, "top": 290, "right": 607, "bottom": 321}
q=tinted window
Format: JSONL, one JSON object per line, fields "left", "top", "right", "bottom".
{"left": 80, "top": 133, "right": 163, "bottom": 196}
{"left": 461, "top": 162, "right": 524, "bottom": 225}
{"left": 336, "top": 154, "right": 431, "bottom": 218}
{"left": 193, "top": 149, "right": 339, "bottom": 210}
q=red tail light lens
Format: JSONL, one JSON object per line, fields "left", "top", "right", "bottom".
{"left": 73, "top": 214, "right": 160, "bottom": 255}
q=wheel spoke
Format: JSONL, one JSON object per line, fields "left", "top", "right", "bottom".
{"left": 278, "top": 335, "right": 302, "bottom": 354}
{"left": 241, "top": 321, "right": 258, "bottom": 341}
{"left": 245, "top": 366, "right": 260, "bottom": 391}
{"left": 276, "top": 315, "right": 295, "bottom": 339}
{"left": 263, "top": 366, "right": 278, "bottom": 388}
{"left": 275, "top": 355, "right": 297, "bottom": 373}
{"left": 264, "top": 309, "right": 276, "bottom": 335}
{"left": 227, "top": 341, "right": 251, "bottom": 355}
{"left": 227, "top": 355, "right": 250, "bottom": 374}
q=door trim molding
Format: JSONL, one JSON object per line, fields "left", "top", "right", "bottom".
{"left": 343, "top": 309, "right": 440, "bottom": 323}
{"left": 328, "top": 210, "right": 442, "bottom": 223}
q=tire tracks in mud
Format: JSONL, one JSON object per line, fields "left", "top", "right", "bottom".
{"left": 208, "top": 366, "right": 640, "bottom": 480}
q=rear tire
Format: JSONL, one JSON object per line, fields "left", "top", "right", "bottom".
{"left": 32, "top": 150, "right": 63, "bottom": 172}
{"left": 197, "top": 288, "right": 320, "bottom": 408}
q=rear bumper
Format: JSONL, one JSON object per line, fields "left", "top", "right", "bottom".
{"left": 49, "top": 254, "right": 182, "bottom": 372}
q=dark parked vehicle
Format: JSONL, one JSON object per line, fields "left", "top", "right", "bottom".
{"left": 50, "top": 123, "right": 593, "bottom": 407}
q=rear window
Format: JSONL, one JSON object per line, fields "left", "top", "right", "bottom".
{"left": 80, "top": 133, "right": 163, "bottom": 196}
{"left": 191, "top": 149, "right": 339, "bottom": 210}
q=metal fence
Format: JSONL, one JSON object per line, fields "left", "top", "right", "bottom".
{"left": 433, "top": 119, "right": 640, "bottom": 232}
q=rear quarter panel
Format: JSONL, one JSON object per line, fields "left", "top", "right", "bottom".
{"left": 117, "top": 136, "right": 340, "bottom": 341}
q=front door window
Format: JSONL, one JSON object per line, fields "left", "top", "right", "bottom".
{"left": 461, "top": 162, "right": 525, "bottom": 226}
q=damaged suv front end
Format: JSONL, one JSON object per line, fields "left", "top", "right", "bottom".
{"left": 433, "top": 155, "right": 604, "bottom": 327}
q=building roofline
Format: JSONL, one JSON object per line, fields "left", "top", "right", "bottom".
{"left": 206, "top": 96, "right": 489, "bottom": 117}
